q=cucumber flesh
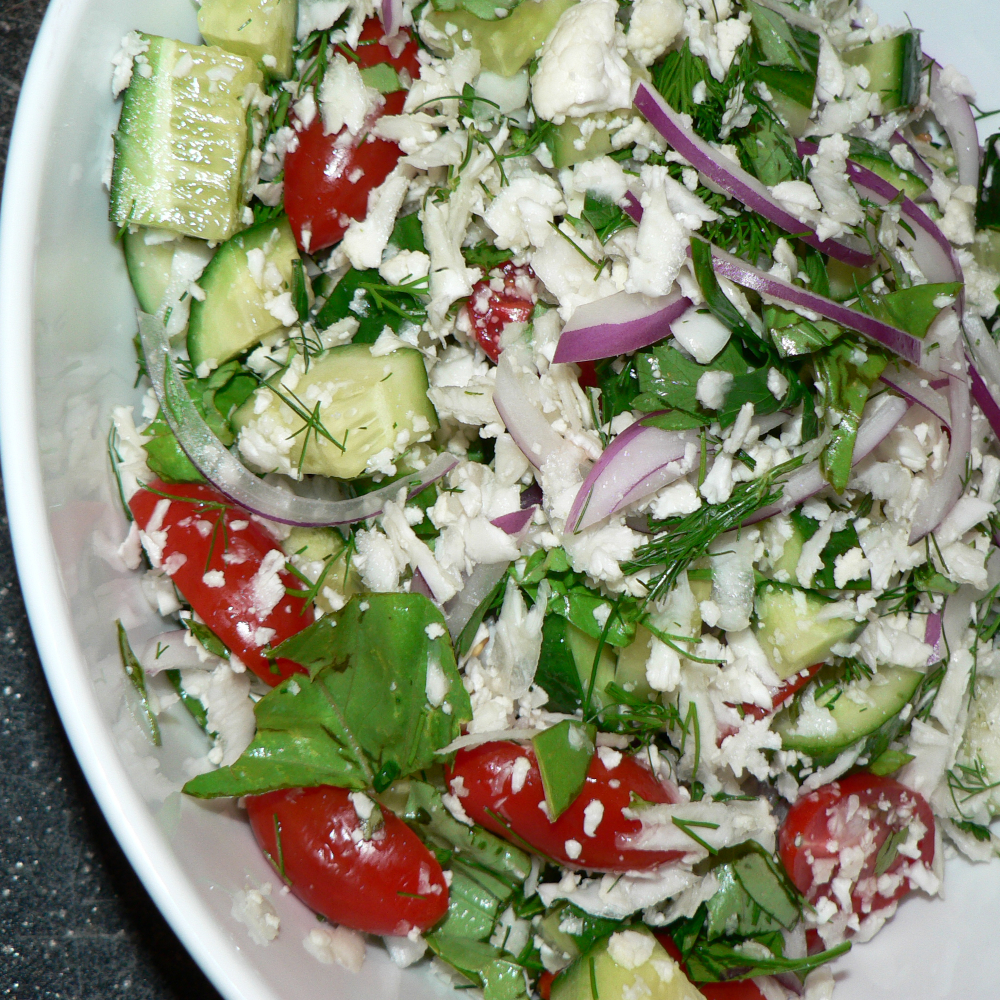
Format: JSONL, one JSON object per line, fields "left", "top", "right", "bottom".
{"left": 566, "top": 620, "right": 618, "bottom": 709}
{"left": 110, "top": 35, "right": 262, "bottom": 242}
{"left": 423, "top": 0, "right": 576, "bottom": 77}
{"left": 123, "top": 228, "right": 214, "bottom": 337}
{"left": 552, "top": 929, "right": 702, "bottom": 1000}
{"left": 198, "top": 0, "right": 298, "bottom": 79}
{"left": 754, "top": 581, "right": 865, "bottom": 680}
{"left": 187, "top": 215, "right": 301, "bottom": 368}
{"left": 232, "top": 343, "right": 439, "bottom": 479}
{"left": 842, "top": 30, "right": 921, "bottom": 111}
{"left": 773, "top": 664, "right": 922, "bottom": 757}
{"left": 547, "top": 117, "right": 614, "bottom": 169}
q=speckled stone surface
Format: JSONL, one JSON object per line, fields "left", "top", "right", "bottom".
{"left": 1, "top": 5, "right": 221, "bottom": 997}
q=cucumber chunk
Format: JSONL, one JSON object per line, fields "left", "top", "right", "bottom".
{"left": 552, "top": 928, "right": 702, "bottom": 1000}
{"left": 535, "top": 615, "right": 617, "bottom": 713}
{"left": 754, "top": 581, "right": 865, "bottom": 680}
{"left": 198, "top": 0, "right": 298, "bottom": 79}
{"left": 232, "top": 343, "right": 439, "bottom": 479}
{"left": 123, "top": 228, "right": 214, "bottom": 337}
{"left": 547, "top": 117, "right": 615, "bottom": 169}
{"left": 188, "top": 215, "right": 301, "bottom": 368}
{"left": 842, "top": 30, "right": 921, "bottom": 111}
{"left": 773, "top": 664, "right": 923, "bottom": 757}
{"left": 423, "top": 0, "right": 575, "bottom": 77}
{"left": 110, "top": 35, "right": 263, "bottom": 242}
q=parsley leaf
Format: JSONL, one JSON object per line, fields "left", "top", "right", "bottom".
{"left": 581, "top": 191, "right": 635, "bottom": 245}
{"left": 182, "top": 594, "right": 471, "bottom": 798}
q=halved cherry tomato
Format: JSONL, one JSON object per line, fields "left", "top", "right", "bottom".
{"left": 129, "top": 481, "right": 310, "bottom": 685}
{"left": 655, "top": 933, "right": 768, "bottom": 999}
{"left": 463, "top": 262, "right": 537, "bottom": 362}
{"left": 283, "top": 20, "right": 422, "bottom": 253}
{"left": 740, "top": 664, "right": 823, "bottom": 723}
{"left": 247, "top": 785, "right": 449, "bottom": 936}
{"left": 538, "top": 970, "right": 556, "bottom": 999}
{"left": 447, "top": 742, "right": 684, "bottom": 872}
{"left": 778, "top": 771, "right": 935, "bottom": 923}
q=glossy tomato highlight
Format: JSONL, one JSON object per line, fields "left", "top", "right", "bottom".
{"left": 247, "top": 785, "right": 449, "bottom": 936}
{"left": 448, "top": 741, "right": 684, "bottom": 872}
{"left": 129, "top": 481, "right": 310, "bottom": 684}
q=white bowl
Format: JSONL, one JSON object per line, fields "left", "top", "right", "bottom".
{"left": 1, "top": 1, "right": 999, "bottom": 998}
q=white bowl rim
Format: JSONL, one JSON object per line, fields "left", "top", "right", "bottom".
{"left": 0, "top": 3, "right": 279, "bottom": 997}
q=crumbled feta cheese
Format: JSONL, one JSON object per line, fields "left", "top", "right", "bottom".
{"left": 303, "top": 925, "right": 366, "bottom": 971}
{"left": 532, "top": 0, "right": 633, "bottom": 123}
{"left": 626, "top": 0, "right": 684, "bottom": 66}
{"left": 231, "top": 882, "right": 280, "bottom": 946}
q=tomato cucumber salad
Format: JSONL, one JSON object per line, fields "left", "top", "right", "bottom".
{"left": 104, "top": 0, "right": 1000, "bottom": 995}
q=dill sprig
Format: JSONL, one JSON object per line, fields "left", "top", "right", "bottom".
{"left": 623, "top": 460, "right": 799, "bottom": 603}
{"left": 948, "top": 756, "right": 1000, "bottom": 819}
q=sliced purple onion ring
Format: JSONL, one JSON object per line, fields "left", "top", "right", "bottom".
{"left": 880, "top": 364, "right": 951, "bottom": 426}
{"left": 493, "top": 350, "right": 571, "bottom": 470}
{"left": 908, "top": 341, "right": 971, "bottom": 544}
{"left": 964, "top": 311, "right": 1000, "bottom": 443}
{"left": 930, "top": 61, "right": 980, "bottom": 190}
{"left": 137, "top": 312, "right": 457, "bottom": 526}
{"left": 970, "top": 364, "right": 1000, "bottom": 440}
{"left": 491, "top": 507, "right": 536, "bottom": 537}
{"left": 797, "top": 140, "right": 962, "bottom": 287}
{"left": 633, "top": 81, "right": 873, "bottom": 267}
{"left": 745, "top": 394, "right": 910, "bottom": 525}
{"left": 380, "top": 0, "right": 404, "bottom": 36}
{"left": 890, "top": 131, "right": 934, "bottom": 185}
{"left": 442, "top": 561, "right": 509, "bottom": 640}
{"left": 623, "top": 190, "right": 643, "bottom": 223}
{"left": 924, "top": 610, "right": 942, "bottom": 662}
{"left": 553, "top": 289, "right": 692, "bottom": 363}
{"left": 698, "top": 243, "right": 927, "bottom": 366}
{"left": 567, "top": 418, "right": 696, "bottom": 532}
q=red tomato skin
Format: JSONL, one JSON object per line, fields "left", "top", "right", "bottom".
{"left": 447, "top": 742, "right": 684, "bottom": 872}
{"left": 778, "top": 771, "right": 935, "bottom": 920}
{"left": 654, "top": 934, "right": 767, "bottom": 1000}
{"left": 538, "top": 970, "right": 555, "bottom": 999}
{"left": 283, "top": 21, "right": 421, "bottom": 253}
{"left": 128, "top": 481, "right": 310, "bottom": 685}
{"left": 740, "top": 663, "right": 823, "bottom": 723}
{"left": 464, "top": 262, "right": 537, "bottom": 362}
{"left": 246, "top": 786, "right": 449, "bottom": 936}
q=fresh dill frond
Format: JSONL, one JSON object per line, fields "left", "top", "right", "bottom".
{"left": 623, "top": 459, "right": 800, "bottom": 603}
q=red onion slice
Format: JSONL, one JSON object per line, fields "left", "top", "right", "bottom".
{"left": 553, "top": 289, "right": 692, "bottom": 363}
{"left": 699, "top": 243, "right": 927, "bottom": 366}
{"left": 908, "top": 341, "right": 971, "bottom": 544}
{"left": 493, "top": 350, "right": 572, "bottom": 470}
{"left": 567, "top": 418, "right": 696, "bottom": 532}
{"left": 796, "top": 140, "right": 962, "bottom": 287}
{"left": 890, "top": 131, "right": 934, "bottom": 185}
{"left": 442, "top": 561, "right": 509, "bottom": 640}
{"left": 745, "top": 394, "right": 910, "bottom": 524}
{"left": 880, "top": 365, "right": 951, "bottom": 426}
{"left": 929, "top": 61, "right": 980, "bottom": 190}
{"left": 924, "top": 610, "right": 942, "bottom": 662}
{"left": 137, "top": 311, "right": 457, "bottom": 526}
{"left": 623, "top": 190, "right": 643, "bottom": 223}
{"left": 633, "top": 81, "right": 873, "bottom": 267}
{"left": 381, "top": 0, "right": 404, "bottom": 36}
{"left": 491, "top": 507, "right": 536, "bottom": 536}
{"left": 970, "top": 363, "right": 1000, "bottom": 440}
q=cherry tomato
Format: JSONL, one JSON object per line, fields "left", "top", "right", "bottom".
{"left": 740, "top": 664, "right": 823, "bottom": 723}
{"left": 463, "top": 262, "right": 537, "bottom": 362}
{"left": 129, "top": 480, "right": 310, "bottom": 685}
{"left": 538, "top": 970, "right": 556, "bottom": 999}
{"left": 447, "top": 742, "right": 684, "bottom": 872}
{"left": 655, "top": 933, "right": 767, "bottom": 1000}
{"left": 283, "top": 20, "right": 421, "bottom": 253}
{"left": 778, "top": 771, "right": 935, "bottom": 923}
{"left": 246, "top": 785, "right": 449, "bottom": 936}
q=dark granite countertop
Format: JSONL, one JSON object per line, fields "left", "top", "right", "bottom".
{"left": 0, "top": 5, "right": 222, "bottom": 997}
